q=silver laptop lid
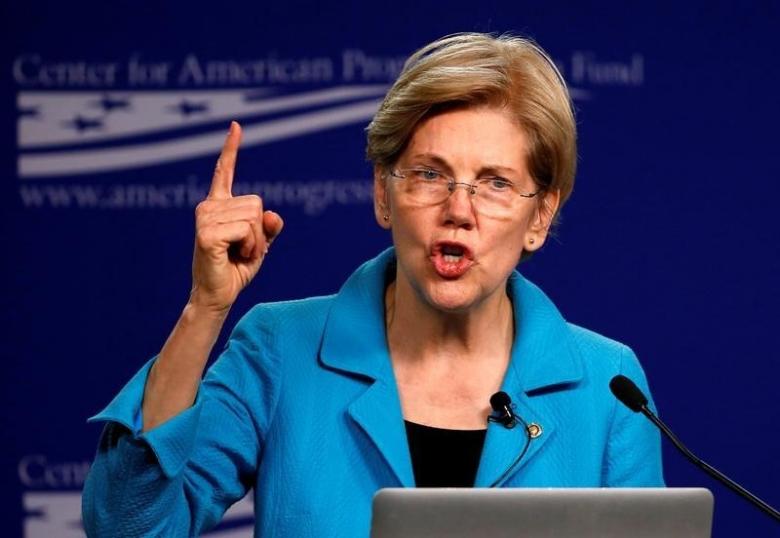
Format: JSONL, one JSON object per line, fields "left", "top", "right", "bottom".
{"left": 371, "top": 487, "right": 713, "bottom": 538}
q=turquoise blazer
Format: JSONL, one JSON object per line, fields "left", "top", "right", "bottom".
{"left": 83, "top": 248, "right": 664, "bottom": 537}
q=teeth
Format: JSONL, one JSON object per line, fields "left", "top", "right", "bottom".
{"left": 441, "top": 245, "right": 465, "bottom": 255}
{"left": 443, "top": 254, "right": 462, "bottom": 263}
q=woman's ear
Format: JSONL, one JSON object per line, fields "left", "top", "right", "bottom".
{"left": 524, "top": 188, "right": 560, "bottom": 252}
{"left": 374, "top": 165, "right": 391, "bottom": 229}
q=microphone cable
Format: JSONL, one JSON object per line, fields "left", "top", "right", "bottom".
{"left": 487, "top": 392, "right": 534, "bottom": 488}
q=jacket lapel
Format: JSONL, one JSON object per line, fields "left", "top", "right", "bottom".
{"left": 475, "top": 273, "right": 583, "bottom": 487}
{"left": 347, "top": 379, "right": 414, "bottom": 487}
{"left": 319, "top": 249, "right": 415, "bottom": 487}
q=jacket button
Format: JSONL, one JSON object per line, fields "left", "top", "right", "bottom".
{"left": 527, "top": 423, "right": 543, "bottom": 439}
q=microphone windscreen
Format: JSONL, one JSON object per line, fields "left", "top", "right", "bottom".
{"left": 609, "top": 375, "right": 649, "bottom": 412}
{"left": 489, "top": 391, "right": 512, "bottom": 411}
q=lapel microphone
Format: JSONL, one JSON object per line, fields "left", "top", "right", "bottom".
{"left": 487, "top": 391, "right": 534, "bottom": 487}
{"left": 489, "top": 391, "right": 517, "bottom": 428}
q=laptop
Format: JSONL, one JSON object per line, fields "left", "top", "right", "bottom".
{"left": 370, "top": 488, "right": 713, "bottom": 538}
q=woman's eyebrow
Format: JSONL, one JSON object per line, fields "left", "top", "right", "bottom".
{"left": 408, "top": 153, "right": 450, "bottom": 168}
{"left": 409, "top": 153, "right": 523, "bottom": 178}
{"left": 478, "top": 164, "right": 522, "bottom": 177}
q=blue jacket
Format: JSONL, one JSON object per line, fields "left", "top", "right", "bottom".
{"left": 82, "top": 248, "right": 664, "bottom": 537}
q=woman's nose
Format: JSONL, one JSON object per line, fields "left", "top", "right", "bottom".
{"left": 442, "top": 184, "right": 477, "bottom": 228}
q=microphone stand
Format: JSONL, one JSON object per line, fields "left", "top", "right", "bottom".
{"left": 639, "top": 404, "right": 780, "bottom": 522}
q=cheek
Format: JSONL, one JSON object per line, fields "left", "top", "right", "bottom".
{"left": 388, "top": 216, "right": 422, "bottom": 265}
{"left": 486, "top": 222, "right": 528, "bottom": 265}
{"left": 390, "top": 201, "right": 432, "bottom": 239}
{"left": 493, "top": 216, "right": 529, "bottom": 243}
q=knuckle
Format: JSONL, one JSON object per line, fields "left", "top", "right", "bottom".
{"left": 238, "top": 194, "right": 263, "bottom": 212}
{"left": 195, "top": 200, "right": 213, "bottom": 218}
{"left": 247, "top": 194, "right": 262, "bottom": 207}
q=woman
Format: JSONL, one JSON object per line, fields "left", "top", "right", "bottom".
{"left": 83, "top": 33, "right": 663, "bottom": 537}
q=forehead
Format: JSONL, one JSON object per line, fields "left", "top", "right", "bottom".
{"left": 402, "top": 105, "right": 529, "bottom": 174}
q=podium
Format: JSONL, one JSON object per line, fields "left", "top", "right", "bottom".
{"left": 370, "top": 488, "right": 713, "bottom": 537}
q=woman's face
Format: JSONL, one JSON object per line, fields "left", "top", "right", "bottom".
{"left": 374, "top": 105, "right": 560, "bottom": 314}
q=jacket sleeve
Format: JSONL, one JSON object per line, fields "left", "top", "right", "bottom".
{"left": 82, "top": 305, "right": 281, "bottom": 537}
{"left": 602, "top": 346, "right": 665, "bottom": 487}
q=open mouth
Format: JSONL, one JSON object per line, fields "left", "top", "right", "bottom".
{"left": 441, "top": 243, "right": 466, "bottom": 263}
{"left": 430, "top": 241, "right": 475, "bottom": 278}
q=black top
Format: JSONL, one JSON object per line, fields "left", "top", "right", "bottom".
{"left": 404, "top": 420, "right": 487, "bottom": 487}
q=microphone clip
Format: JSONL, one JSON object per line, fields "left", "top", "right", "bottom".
{"left": 488, "top": 404, "right": 517, "bottom": 429}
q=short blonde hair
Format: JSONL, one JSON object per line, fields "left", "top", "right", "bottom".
{"left": 366, "top": 32, "right": 577, "bottom": 216}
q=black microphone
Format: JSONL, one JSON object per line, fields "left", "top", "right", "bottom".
{"left": 609, "top": 374, "right": 780, "bottom": 522}
{"left": 609, "top": 375, "right": 647, "bottom": 412}
{"left": 487, "top": 391, "right": 532, "bottom": 488}
{"left": 489, "top": 391, "right": 517, "bottom": 429}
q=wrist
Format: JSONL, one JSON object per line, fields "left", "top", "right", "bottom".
{"left": 186, "top": 288, "right": 233, "bottom": 320}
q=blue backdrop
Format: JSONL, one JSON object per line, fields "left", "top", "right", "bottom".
{"left": 2, "top": 1, "right": 778, "bottom": 536}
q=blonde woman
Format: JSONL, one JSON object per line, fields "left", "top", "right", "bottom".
{"left": 83, "top": 33, "right": 663, "bottom": 537}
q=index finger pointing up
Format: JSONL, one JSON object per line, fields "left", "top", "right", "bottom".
{"left": 209, "top": 121, "right": 242, "bottom": 199}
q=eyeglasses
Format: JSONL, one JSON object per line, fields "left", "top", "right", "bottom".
{"left": 388, "top": 166, "right": 541, "bottom": 217}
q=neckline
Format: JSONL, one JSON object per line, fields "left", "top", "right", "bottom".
{"left": 404, "top": 419, "right": 487, "bottom": 434}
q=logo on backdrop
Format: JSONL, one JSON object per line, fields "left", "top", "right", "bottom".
{"left": 18, "top": 453, "right": 255, "bottom": 537}
{"left": 12, "top": 50, "right": 643, "bottom": 211}
{"left": 16, "top": 85, "right": 386, "bottom": 178}
{"left": 13, "top": 51, "right": 407, "bottom": 212}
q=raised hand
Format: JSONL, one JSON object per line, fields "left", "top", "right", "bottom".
{"left": 190, "top": 121, "right": 284, "bottom": 314}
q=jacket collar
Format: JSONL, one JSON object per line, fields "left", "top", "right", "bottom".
{"left": 473, "top": 271, "right": 584, "bottom": 486}
{"left": 319, "top": 248, "right": 584, "bottom": 487}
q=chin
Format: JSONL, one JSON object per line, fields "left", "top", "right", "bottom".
{"left": 421, "top": 282, "right": 482, "bottom": 314}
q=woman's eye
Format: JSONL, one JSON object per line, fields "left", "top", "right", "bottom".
{"left": 415, "top": 169, "right": 441, "bottom": 181}
{"left": 487, "top": 177, "right": 512, "bottom": 190}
